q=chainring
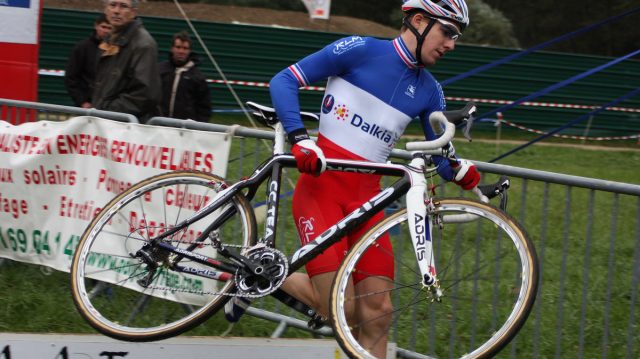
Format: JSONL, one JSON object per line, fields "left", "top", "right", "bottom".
{"left": 234, "top": 245, "right": 289, "bottom": 298}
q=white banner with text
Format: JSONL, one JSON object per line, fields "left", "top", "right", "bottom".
{"left": 0, "top": 117, "right": 231, "bottom": 274}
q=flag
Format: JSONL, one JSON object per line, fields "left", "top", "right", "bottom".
{"left": 0, "top": 0, "right": 42, "bottom": 118}
{"left": 302, "top": 0, "right": 331, "bottom": 20}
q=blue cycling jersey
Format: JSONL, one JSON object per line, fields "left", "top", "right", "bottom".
{"left": 269, "top": 35, "right": 455, "bottom": 181}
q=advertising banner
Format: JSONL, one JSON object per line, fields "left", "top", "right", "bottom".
{"left": 0, "top": 117, "right": 231, "bottom": 282}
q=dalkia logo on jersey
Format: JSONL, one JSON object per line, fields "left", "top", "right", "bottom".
{"left": 323, "top": 94, "right": 399, "bottom": 145}
{"left": 334, "top": 104, "right": 349, "bottom": 121}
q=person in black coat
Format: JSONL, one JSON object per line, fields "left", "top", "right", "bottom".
{"left": 93, "top": 0, "right": 162, "bottom": 122}
{"left": 64, "top": 14, "right": 112, "bottom": 108}
{"left": 159, "top": 31, "right": 212, "bottom": 122}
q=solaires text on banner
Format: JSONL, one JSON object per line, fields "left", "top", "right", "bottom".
{"left": 301, "top": 0, "right": 331, "bottom": 20}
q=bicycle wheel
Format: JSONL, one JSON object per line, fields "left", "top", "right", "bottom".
{"left": 71, "top": 170, "right": 257, "bottom": 341}
{"left": 331, "top": 198, "right": 538, "bottom": 359}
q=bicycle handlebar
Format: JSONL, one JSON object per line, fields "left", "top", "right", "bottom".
{"left": 405, "top": 102, "right": 477, "bottom": 151}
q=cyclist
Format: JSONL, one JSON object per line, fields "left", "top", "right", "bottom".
{"left": 227, "top": 0, "right": 480, "bottom": 356}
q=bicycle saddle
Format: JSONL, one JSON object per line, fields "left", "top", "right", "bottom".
{"left": 246, "top": 101, "right": 319, "bottom": 128}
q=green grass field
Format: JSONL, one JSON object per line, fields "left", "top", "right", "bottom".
{"left": 1, "top": 114, "right": 638, "bottom": 357}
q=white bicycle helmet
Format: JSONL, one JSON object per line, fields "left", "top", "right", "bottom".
{"left": 402, "top": 0, "right": 470, "bottom": 30}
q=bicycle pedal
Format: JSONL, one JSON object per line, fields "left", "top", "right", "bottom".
{"left": 307, "top": 314, "right": 327, "bottom": 330}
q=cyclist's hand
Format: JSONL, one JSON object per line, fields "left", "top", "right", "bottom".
{"left": 292, "top": 139, "right": 327, "bottom": 176}
{"left": 452, "top": 159, "right": 480, "bottom": 190}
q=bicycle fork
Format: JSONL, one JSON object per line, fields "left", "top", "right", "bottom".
{"left": 405, "top": 155, "right": 443, "bottom": 300}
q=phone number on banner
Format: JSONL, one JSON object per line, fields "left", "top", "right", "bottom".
{"left": 0, "top": 226, "right": 80, "bottom": 257}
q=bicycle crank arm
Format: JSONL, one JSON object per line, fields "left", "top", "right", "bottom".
{"left": 215, "top": 245, "right": 262, "bottom": 274}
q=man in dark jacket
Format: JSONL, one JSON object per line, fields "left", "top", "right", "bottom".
{"left": 159, "top": 31, "right": 212, "bottom": 122}
{"left": 64, "top": 14, "right": 112, "bottom": 108}
{"left": 93, "top": 0, "right": 161, "bottom": 123}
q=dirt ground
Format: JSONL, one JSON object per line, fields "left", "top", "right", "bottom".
{"left": 43, "top": 0, "right": 399, "bottom": 38}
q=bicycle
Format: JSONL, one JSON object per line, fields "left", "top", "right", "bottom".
{"left": 70, "top": 101, "right": 539, "bottom": 359}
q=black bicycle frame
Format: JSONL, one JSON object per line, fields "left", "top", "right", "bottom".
{"left": 144, "top": 153, "right": 417, "bottom": 281}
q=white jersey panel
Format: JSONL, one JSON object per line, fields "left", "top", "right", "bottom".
{"left": 319, "top": 76, "right": 413, "bottom": 163}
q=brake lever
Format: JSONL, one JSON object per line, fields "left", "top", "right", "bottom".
{"left": 476, "top": 175, "right": 510, "bottom": 211}
{"left": 441, "top": 102, "right": 476, "bottom": 141}
{"left": 462, "top": 112, "right": 475, "bottom": 141}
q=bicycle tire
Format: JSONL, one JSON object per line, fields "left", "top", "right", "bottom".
{"left": 330, "top": 198, "right": 538, "bottom": 359}
{"left": 70, "top": 170, "right": 257, "bottom": 341}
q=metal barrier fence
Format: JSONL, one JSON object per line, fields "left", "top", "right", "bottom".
{"left": 150, "top": 117, "right": 640, "bottom": 359}
{"left": 0, "top": 101, "right": 637, "bottom": 358}
{"left": 0, "top": 98, "right": 139, "bottom": 123}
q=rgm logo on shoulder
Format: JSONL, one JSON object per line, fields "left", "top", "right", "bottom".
{"left": 332, "top": 36, "right": 365, "bottom": 55}
{"left": 322, "top": 94, "right": 399, "bottom": 146}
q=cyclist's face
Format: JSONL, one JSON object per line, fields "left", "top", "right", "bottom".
{"left": 414, "top": 14, "right": 460, "bottom": 66}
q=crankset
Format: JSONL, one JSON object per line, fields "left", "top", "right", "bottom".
{"left": 234, "top": 245, "right": 289, "bottom": 298}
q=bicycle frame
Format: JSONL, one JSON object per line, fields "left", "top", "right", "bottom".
{"left": 139, "top": 122, "right": 442, "bottom": 293}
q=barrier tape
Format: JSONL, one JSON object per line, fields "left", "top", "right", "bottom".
{"left": 489, "top": 86, "right": 640, "bottom": 162}
{"left": 494, "top": 119, "right": 640, "bottom": 141}
{"left": 446, "top": 96, "right": 640, "bottom": 114}
{"left": 39, "top": 68, "right": 640, "bottom": 114}
{"left": 476, "top": 48, "right": 640, "bottom": 122}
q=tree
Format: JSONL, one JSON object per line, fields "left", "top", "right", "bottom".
{"left": 461, "top": 0, "right": 520, "bottom": 48}
{"left": 482, "top": 0, "right": 638, "bottom": 56}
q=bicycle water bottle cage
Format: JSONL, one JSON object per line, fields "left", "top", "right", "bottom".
{"left": 246, "top": 101, "right": 319, "bottom": 129}
{"left": 441, "top": 102, "right": 477, "bottom": 141}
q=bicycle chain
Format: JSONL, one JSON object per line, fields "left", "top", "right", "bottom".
{"left": 139, "top": 244, "right": 284, "bottom": 300}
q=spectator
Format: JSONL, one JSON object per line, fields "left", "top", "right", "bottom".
{"left": 92, "top": 0, "right": 161, "bottom": 122}
{"left": 159, "top": 31, "right": 212, "bottom": 122}
{"left": 64, "top": 14, "right": 112, "bottom": 109}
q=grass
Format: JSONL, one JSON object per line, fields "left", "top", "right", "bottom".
{"left": 1, "top": 114, "right": 639, "bottom": 357}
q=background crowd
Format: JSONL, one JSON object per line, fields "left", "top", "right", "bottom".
{"left": 64, "top": 0, "right": 211, "bottom": 123}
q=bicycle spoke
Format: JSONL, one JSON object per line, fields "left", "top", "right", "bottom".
{"left": 332, "top": 201, "right": 537, "bottom": 359}
{"left": 71, "top": 171, "right": 257, "bottom": 341}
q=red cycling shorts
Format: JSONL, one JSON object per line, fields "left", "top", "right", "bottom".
{"left": 291, "top": 135, "right": 394, "bottom": 283}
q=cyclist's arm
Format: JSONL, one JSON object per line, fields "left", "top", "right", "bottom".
{"left": 420, "top": 84, "right": 456, "bottom": 181}
{"left": 269, "top": 36, "right": 367, "bottom": 138}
